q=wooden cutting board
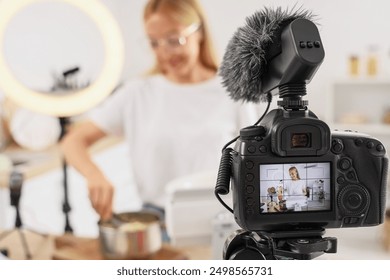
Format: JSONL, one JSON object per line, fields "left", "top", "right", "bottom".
{"left": 53, "top": 234, "right": 188, "bottom": 260}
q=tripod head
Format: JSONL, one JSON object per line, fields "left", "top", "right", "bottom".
{"left": 9, "top": 170, "right": 23, "bottom": 208}
{"left": 223, "top": 228, "right": 337, "bottom": 260}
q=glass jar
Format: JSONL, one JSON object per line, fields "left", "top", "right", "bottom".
{"left": 367, "top": 45, "right": 379, "bottom": 77}
{"left": 349, "top": 55, "right": 359, "bottom": 76}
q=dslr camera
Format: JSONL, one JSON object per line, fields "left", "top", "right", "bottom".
{"left": 216, "top": 14, "right": 388, "bottom": 259}
{"left": 232, "top": 111, "right": 388, "bottom": 232}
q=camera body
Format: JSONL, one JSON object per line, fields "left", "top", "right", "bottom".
{"left": 232, "top": 108, "right": 388, "bottom": 231}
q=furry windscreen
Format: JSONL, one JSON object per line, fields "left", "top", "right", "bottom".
{"left": 219, "top": 7, "right": 314, "bottom": 103}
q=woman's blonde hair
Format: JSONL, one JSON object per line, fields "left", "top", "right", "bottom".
{"left": 289, "top": 166, "right": 301, "bottom": 180}
{"left": 144, "top": 0, "right": 218, "bottom": 75}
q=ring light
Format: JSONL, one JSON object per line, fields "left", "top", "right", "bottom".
{"left": 0, "top": 0, "right": 124, "bottom": 117}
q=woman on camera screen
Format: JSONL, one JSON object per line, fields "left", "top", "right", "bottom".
{"left": 285, "top": 166, "right": 307, "bottom": 197}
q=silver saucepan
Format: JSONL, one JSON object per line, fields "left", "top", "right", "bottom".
{"left": 99, "top": 212, "right": 162, "bottom": 259}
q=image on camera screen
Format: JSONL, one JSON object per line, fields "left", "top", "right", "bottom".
{"left": 259, "top": 162, "right": 331, "bottom": 213}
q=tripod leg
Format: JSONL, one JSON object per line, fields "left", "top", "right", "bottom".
{"left": 59, "top": 117, "right": 73, "bottom": 233}
{"left": 62, "top": 159, "right": 73, "bottom": 233}
{"left": 18, "top": 230, "right": 32, "bottom": 260}
{"left": 0, "top": 230, "right": 13, "bottom": 259}
{"left": 0, "top": 229, "right": 33, "bottom": 259}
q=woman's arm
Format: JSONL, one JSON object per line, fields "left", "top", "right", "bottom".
{"left": 60, "top": 121, "right": 114, "bottom": 221}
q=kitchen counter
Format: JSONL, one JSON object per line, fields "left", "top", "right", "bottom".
{"left": 1, "top": 214, "right": 390, "bottom": 260}
{"left": 0, "top": 230, "right": 212, "bottom": 260}
{"left": 0, "top": 229, "right": 54, "bottom": 260}
{"left": 2, "top": 221, "right": 390, "bottom": 260}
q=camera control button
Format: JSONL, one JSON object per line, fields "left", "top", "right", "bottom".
{"left": 349, "top": 217, "right": 360, "bottom": 224}
{"left": 246, "top": 198, "right": 254, "bottom": 206}
{"left": 339, "top": 158, "right": 352, "bottom": 170}
{"left": 259, "top": 145, "right": 267, "bottom": 153}
{"left": 343, "top": 217, "right": 360, "bottom": 225}
{"left": 246, "top": 185, "right": 254, "bottom": 194}
{"left": 246, "top": 173, "right": 254, "bottom": 182}
{"left": 247, "top": 145, "right": 256, "bottom": 153}
{"left": 376, "top": 144, "right": 385, "bottom": 152}
{"left": 337, "top": 176, "right": 345, "bottom": 185}
{"left": 366, "top": 141, "right": 375, "bottom": 149}
{"left": 246, "top": 208, "right": 254, "bottom": 215}
{"left": 245, "top": 161, "right": 254, "bottom": 169}
{"left": 299, "top": 41, "right": 306, "bottom": 48}
{"left": 346, "top": 171, "right": 358, "bottom": 182}
{"left": 331, "top": 139, "right": 344, "bottom": 154}
{"left": 355, "top": 138, "right": 364, "bottom": 146}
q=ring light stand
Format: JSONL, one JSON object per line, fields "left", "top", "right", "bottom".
{"left": 0, "top": 171, "right": 37, "bottom": 259}
{"left": 0, "top": 0, "right": 124, "bottom": 250}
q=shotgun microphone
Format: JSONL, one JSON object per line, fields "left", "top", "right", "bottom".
{"left": 219, "top": 7, "right": 323, "bottom": 103}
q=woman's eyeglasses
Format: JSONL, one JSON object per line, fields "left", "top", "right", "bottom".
{"left": 148, "top": 23, "right": 201, "bottom": 50}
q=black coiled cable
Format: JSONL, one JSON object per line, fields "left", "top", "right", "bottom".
{"left": 215, "top": 94, "right": 272, "bottom": 214}
{"left": 215, "top": 147, "right": 235, "bottom": 213}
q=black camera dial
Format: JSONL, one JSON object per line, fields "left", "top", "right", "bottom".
{"left": 239, "top": 126, "right": 266, "bottom": 139}
{"left": 337, "top": 184, "right": 370, "bottom": 216}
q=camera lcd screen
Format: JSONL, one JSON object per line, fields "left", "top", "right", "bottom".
{"left": 259, "top": 162, "right": 331, "bottom": 213}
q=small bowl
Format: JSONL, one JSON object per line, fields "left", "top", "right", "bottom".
{"left": 99, "top": 212, "right": 162, "bottom": 259}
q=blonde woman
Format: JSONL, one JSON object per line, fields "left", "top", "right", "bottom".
{"left": 61, "top": 0, "right": 255, "bottom": 221}
{"left": 286, "top": 166, "right": 307, "bottom": 196}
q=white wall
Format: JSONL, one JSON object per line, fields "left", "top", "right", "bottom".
{"left": 3, "top": 0, "right": 390, "bottom": 120}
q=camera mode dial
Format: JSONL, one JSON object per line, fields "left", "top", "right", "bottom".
{"left": 240, "top": 126, "right": 266, "bottom": 139}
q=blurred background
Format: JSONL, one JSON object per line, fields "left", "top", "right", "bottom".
{"left": 4, "top": 0, "right": 390, "bottom": 139}
{"left": 0, "top": 0, "right": 389, "bottom": 260}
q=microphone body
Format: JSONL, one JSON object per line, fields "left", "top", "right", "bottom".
{"left": 219, "top": 7, "right": 323, "bottom": 103}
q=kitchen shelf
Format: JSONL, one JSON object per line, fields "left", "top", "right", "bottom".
{"left": 334, "top": 78, "right": 390, "bottom": 85}
{"left": 327, "top": 77, "right": 390, "bottom": 157}
{"left": 329, "top": 78, "right": 390, "bottom": 138}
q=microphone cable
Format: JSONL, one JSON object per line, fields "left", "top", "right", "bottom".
{"left": 215, "top": 94, "right": 272, "bottom": 214}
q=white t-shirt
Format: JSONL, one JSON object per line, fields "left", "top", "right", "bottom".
{"left": 285, "top": 180, "right": 306, "bottom": 196}
{"left": 89, "top": 75, "right": 257, "bottom": 207}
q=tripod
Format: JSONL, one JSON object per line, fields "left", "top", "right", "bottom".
{"left": 59, "top": 117, "right": 73, "bottom": 233}
{"left": 223, "top": 228, "right": 337, "bottom": 260}
{"left": 0, "top": 171, "right": 32, "bottom": 259}
{"left": 53, "top": 66, "right": 90, "bottom": 234}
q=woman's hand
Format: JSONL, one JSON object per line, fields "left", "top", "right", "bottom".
{"left": 86, "top": 173, "right": 114, "bottom": 221}
{"left": 60, "top": 121, "right": 112, "bottom": 221}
